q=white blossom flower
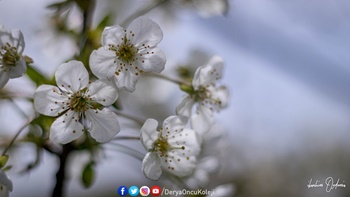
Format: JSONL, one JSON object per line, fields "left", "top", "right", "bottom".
{"left": 89, "top": 17, "right": 166, "bottom": 92}
{"left": 34, "top": 60, "right": 120, "bottom": 144}
{"left": 0, "top": 169, "right": 13, "bottom": 197}
{"left": 0, "top": 26, "right": 26, "bottom": 89}
{"left": 176, "top": 56, "right": 229, "bottom": 134}
{"left": 140, "top": 116, "right": 201, "bottom": 180}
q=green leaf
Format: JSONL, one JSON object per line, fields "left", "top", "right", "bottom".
{"left": 26, "top": 65, "right": 50, "bottom": 86}
{"left": 97, "top": 15, "right": 112, "bottom": 30}
{"left": 0, "top": 155, "right": 9, "bottom": 168}
{"left": 3, "top": 165, "right": 12, "bottom": 172}
{"left": 81, "top": 162, "right": 95, "bottom": 188}
{"left": 180, "top": 84, "right": 195, "bottom": 94}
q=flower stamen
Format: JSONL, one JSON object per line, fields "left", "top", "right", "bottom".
{"left": 0, "top": 43, "right": 21, "bottom": 70}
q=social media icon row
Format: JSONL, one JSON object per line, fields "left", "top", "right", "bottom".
{"left": 117, "top": 185, "right": 161, "bottom": 196}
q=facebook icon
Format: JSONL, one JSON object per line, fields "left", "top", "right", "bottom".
{"left": 118, "top": 186, "right": 128, "bottom": 196}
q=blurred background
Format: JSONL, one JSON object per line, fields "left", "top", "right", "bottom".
{"left": 1, "top": 0, "right": 350, "bottom": 196}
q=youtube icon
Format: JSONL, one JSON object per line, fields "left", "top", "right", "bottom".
{"left": 150, "top": 186, "right": 161, "bottom": 196}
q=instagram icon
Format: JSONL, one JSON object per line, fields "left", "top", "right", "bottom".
{"left": 140, "top": 186, "right": 150, "bottom": 196}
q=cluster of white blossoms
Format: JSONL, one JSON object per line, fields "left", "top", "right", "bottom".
{"left": 139, "top": 56, "right": 229, "bottom": 180}
{"left": 1, "top": 0, "right": 232, "bottom": 195}
{"left": 0, "top": 26, "right": 26, "bottom": 89}
{"left": 3, "top": 14, "right": 228, "bottom": 185}
{"left": 33, "top": 17, "right": 166, "bottom": 144}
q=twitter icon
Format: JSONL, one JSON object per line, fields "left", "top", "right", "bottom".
{"left": 129, "top": 186, "right": 139, "bottom": 196}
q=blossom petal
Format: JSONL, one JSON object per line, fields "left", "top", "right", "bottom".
{"left": 127, "top": 17, "right": 163, "bottom": 47}
{"left": 89, "top": 48, "right": 117, "bottom": 79}
{"left": 55, "top": 60, "right": 89, "bottom": 93}
{"left": 0, "top": 170, "right": 13, "bottom": 192}
{"left": 0, "top": 71, "right": 9, "bottom": 89}
{"left": 8, "top": 57, "right": 26, "bottom": 78}
{"left": 168, "top": 128, "right": 201, "bottom": 157}
{"left": 140, "top": 119, "right": 159, "bottom": 151}
{"left": 176, "top": 96, "right": 195, "bottom": 118}
{"left": 192, "top": 56, "right": 223, "bottom": 89}
{"left": 115, "top": 67, "right": 138, "bottom": 92}
{"left": 162, "top": 152, "right": 196, "bottom": 177}
{"left": 34, "top": 85, "right": 69, "bottom": 116}
{"left": 191, "top": 105, "right": 214, "bottom": 134}
{"left": 87, "top": 79, "right": 118, "bottom": 106}
{"left": 142, "top": 152, "right": 162, "bottom": 180}
{"left": 163, "top": 116, "right": 187, "bottom": 136}
{"left": 212, "top": 85, "right": 229, "bottom": 109}
{"left": 101, "top": 25, "right": 124, "bottom": 48}
{"left": 0, "top": 26, "right": 25, "bottom": 53}
{"left": 136, "top": 47, "right": 166, "bottom": 73}
{"left": 50, "top": 110, "right": 84, "bottom": 144}
{"left": 10, "top": 29, "right": 25, "bottom": 53}
{"left": 162, "top": 128, "right": 200, "bottom": 178}
{"left": 85, "top": 108, "right": 120, "bottom": 143}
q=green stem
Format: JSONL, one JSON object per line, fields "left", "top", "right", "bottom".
{"left": 144, "top": 72, "right": 191, "bottom": 86}
{"left": 113, "top": 136, "right": 140, "bottom": 141}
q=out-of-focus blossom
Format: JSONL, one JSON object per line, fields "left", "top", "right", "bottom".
{"left": 0, "top": 26, "right": 26, "bottom": 89}
{"left": 209, "top": 183, "right": 235, "bottom": 197}
{"left": 183, "top": 123, "right": 230, "bottom": 189}
{"left": 174, "top": 0, "right": 229, "bottom": 17}
{"left": 0, "top": 169, "right": 13, "bottom": 197}
{"left": 177, "top": 56, "right": 229, "bottom": 133}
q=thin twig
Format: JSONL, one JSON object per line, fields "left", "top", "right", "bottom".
{"left": 106, "top": 142, "right": 144, "bottom": 161}
{"left": 1, "top": 116, "right": 34, "bottom": 156}
{"left": 79, "top": 0, "right": 95, "bottom": 56}
{"left": 113, "top": 136, "right": 141, "bottom": 141}
{"left": 52, "top": 143, "right": 73, "bottom": 197}
{"left": 9, "top": 98, "right": 30, "bottom": 119}
{"left": 109, "top": 108, "right": 144, "bottom": 126}
{"left": 0, "top": 94, "right": 33, "bottom": 100}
